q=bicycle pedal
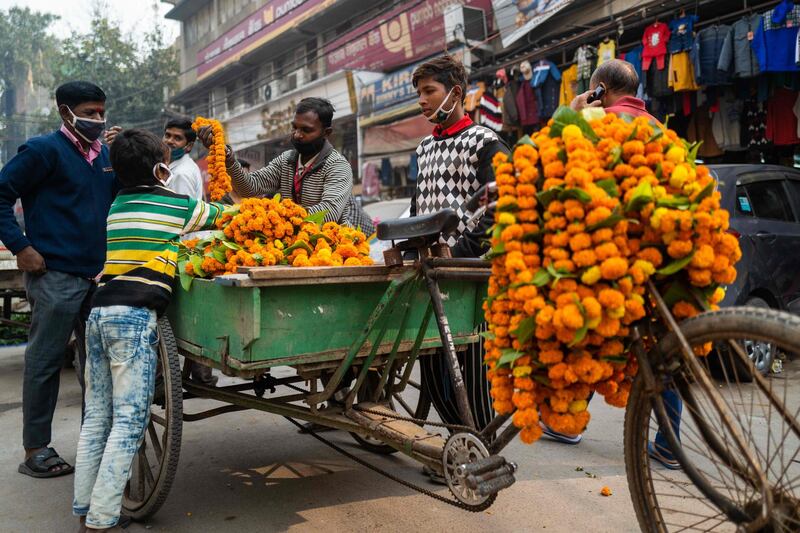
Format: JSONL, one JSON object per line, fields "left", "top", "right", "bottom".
{"left": 458, "top": 456, "right": 518, "bottom": 495}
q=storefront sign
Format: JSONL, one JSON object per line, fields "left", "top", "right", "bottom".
{"left": 358, "top": 49, "right": 466, "bottom": 117}
{"left": 492, "top": 0, "right": 574, "bottom": 48}
{"left": 197, "top": 0, "right": 335, "bottom": 80}
{"left": 325, "top": 0, "right": 491, "bottom": 72}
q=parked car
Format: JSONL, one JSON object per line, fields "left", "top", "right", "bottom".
{"left": 710, "top": 164, "right": 800, "bottom": 376}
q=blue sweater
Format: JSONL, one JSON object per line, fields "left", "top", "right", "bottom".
{"left": 0, "top": 131, "right": 117, "bottom": 277}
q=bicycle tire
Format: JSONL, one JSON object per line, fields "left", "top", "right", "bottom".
{"left": 625, "top": 306, "right": 800, "bottom": 532}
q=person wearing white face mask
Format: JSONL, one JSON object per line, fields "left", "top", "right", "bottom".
{"left": 0, "top": 81, "right": 121, "bottom": 480}
{"left": 73, "top": 129, "right": 224, "bottom": 532}
{"left": 409, "top": 57, "right": 509, "bottom": 463}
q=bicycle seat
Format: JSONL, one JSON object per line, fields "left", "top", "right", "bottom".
{"left": 377, "top": 209, "right": 460, "bottom": 241}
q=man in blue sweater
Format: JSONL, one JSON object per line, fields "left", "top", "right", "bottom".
{"left": 0, "top": 81, "right": 118, "bottom": 478}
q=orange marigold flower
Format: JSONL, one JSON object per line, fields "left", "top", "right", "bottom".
{"left": 667, "top": 239, "right": 693, "bottom": 259}
{"left": 600, "top": 257, "right": 628, "bottom": 280}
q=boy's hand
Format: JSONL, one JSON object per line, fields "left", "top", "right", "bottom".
{"left": 17, "top": 246, "right": 46, "bottom": 274}
{"left": 104, "top": 126, "right": 122, "bottom": 145}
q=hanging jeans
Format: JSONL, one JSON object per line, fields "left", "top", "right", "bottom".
{"left": 73, "top": 305, "right": 158, "bottom": 529}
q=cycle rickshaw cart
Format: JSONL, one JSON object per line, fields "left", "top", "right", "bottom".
{"left": 124, "top": 203, "right": 800, "bottom": 532}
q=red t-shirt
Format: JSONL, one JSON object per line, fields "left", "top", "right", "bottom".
{"left": 766, "top": 88, "right": 800, "bottom": 146}
{"left": 642, "top": 22, "right": 671, "bottom": 70}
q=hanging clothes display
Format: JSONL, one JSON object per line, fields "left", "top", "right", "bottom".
{"left": 502, "top": 77, "right": 520, "bottom": 129}
{"left": 718, "top": 14, "right": 763, "bottom": 78}
{"left": 766, "top": 87, "right": 800, "bottom": 145}
{"left": 362, "top": 163, "right": 380, "bottom": 198}
{"left": 574, "top": 45, "right": 596, "bottom": 93}
{"left": 646, "top": 61, "right": 672, "bottom": 98}
{"left": 668, "top": 51, "right": 699, "bottom": 92}
{"left": 642, "top": 21, "right": 671, "bottom": 70}
{"left": 531, "top": 60, "right": 562, "bottom": 121}
{"left": 687, "top": 106, "right": 724, "bottom": 158}
{"left": 596, "top": 38, "right": 616, "bottom": 65}
{"left": 478, "top": 91, "right": 503, "bottom": 132}
{"left": 711, "top": 90, "right": 744, "bottom": 150}
{"left": 464, "top": 81, "right": 486, "bottom": 113}
{"left": 741, "top": 99, "right": 769, "bottom": 148}
{"left": 668, "top": 14, "right": 699, "bottom": 53}
{"left": 694, "top": 25, "right": 733, "bottom": 85}
{"left": 752, "top": 0, "right": 800, "bottom": 72}
{"left": 560, "top": 64, "right": 578, "bottom": 106}
{"left": 380, "top": 158, "right": 393, "bottom": 186}
{"left": 515, "top": 75, "right": 539, "bottom": 127}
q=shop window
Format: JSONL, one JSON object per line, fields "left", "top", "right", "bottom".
{"left": 745, "top": 180, "right": 795, "bottom": 222}
{"left": 243, "top": 72, "right": 256, "bottom": 107}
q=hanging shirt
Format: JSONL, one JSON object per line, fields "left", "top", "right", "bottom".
{"left": 574, "top": 45, "right": 596, "bottom": 82}
{"left": 502, "top": 79, "right": 520, "bottom": 128}
{"left": 687, "top": 106, "right": 724, "bottom": 158}
{"left": 694, "top": 25, "right": 733, "bottom": 85}
{"left": 766, "top": 87, "right": 800, "bottom": 145}
{"left": 515, "top": 79, "right": 540, "bottom": 126}
{"left": 668, "top": 51, "right": 699, "bottom": 92}
{"left": 642, "top": 22, "right": 671, "bottom": 70}
{"left": 718, "top": 15, "right": 763, "bottom": 78}
{"left": 646, "top": 61, "right": 672, "bottom": 98}
{"left": 622, "top": 45, "right": 644, "bottom": 81}
{"left": 464, "top": 82, "right": 486, "bottom": 112}
{"left": 711, "top": 91, "right": 744, "bottom": 151}
{"left": 560, "top": 64, "right": 578, "bottom": 106}
{"left": 478, "top": 92, "right": 503, "bottom": 132}
{"left": 361, "top": 162, "right": 380, "bottom": 197}
{"left": 668, "top": 14, "right": 699, "bottom": 53}
{"left": 751, "top": 0, "right": 800, "bottom": 72}
{"left": 531, "top": 60, "right": 562, "bottom": 121}
{"left": 596, "top": 40, "right": 616, "bottom": 65}
{"left": 741, "top": 99, "right": 769, "bottom": 148}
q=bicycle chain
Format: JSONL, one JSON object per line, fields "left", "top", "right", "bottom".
{"left": 284, "top": 416, "right": 495, "bottom": 513}
{"left": 352, "top": 404, "right": 477, "bottom": 434}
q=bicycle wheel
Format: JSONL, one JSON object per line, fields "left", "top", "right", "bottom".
{"left": 625, "top": 307, "right": 800, "bottom": 532}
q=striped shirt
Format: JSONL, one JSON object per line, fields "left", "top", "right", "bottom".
{"left": 92, "top": 185, "right": 223, "bottom": 314}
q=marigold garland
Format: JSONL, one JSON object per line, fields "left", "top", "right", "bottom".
{"left": 485, "top": 108, "right": 742, "bottom": 444}
{"left": 191, "top": 116, "right": 232, "bottom": 201}
{"left": 179, "top": 196, "right": 372, "bottom": 278}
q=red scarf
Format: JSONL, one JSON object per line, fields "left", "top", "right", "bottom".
{"left": 432, "top": 114, "right": 473, "bottom": 139}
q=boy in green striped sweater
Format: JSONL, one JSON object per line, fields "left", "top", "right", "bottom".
{"left": 73, "top": 129, "right": 223, "bottom": 531}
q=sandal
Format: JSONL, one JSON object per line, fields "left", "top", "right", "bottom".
{"left": 647, "top": 441, "right": 682, "bottom": 470}
{"left": 18, "top": 447, "right": 74, "bottom": 478}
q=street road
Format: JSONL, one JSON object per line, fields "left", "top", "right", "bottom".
{"left": 0, "top": 344, "right": 641, "bottom": 533}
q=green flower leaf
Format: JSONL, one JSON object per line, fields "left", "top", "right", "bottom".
{"left": 693, "top": 181, "right": 715, "bottom": 203}
{"left": 625, "top": 125, "right": 639, "bottom": 142}
{"left": 478, "top": 330, "right": 496, "bottom": 340}
{"left": 497, "top": 349, "right": 524, "bottom": 368}
{"left": 568, "top": 324, "right": 589, "bottom": 348}
{"left": 625, "top": 180, "right": 654, "bottom": 212}
{"left": 607, "top": 146, "right": 622, "bottom": 169}
{"left": 647, "top": 129, "right": 664, "bottom": 144}
{"left": 211, "top": 230, "right": 227, "bottom": 241}
{"left": 549, "top": 105, "right": 600, "bottom": 142}
{"left": 484, "top": 241, "right": 507, "bottom": 260}
{"left": 304, "top": 210, "right": 328, "bottom": 225}
{"left": 177, "top": 260, "right": 193, "bottom": 291}
{"left": 212, "top": 246, "right": 228, "bottom": 263}
{"left": 656, "top": 196, "right": 691, "bottom": 209}
{"left": 586, "top": 207, "right": 624, "bottom": 231}
{"left": 515, "top": 134, "right": 538, "bottom": 149}
{"left": 558, "top": 188, "right": 592, "bottom": 203}
{"left": 656, "top": 252, "right": 695, "bottom": 276}
{"left": 536, "top": 187, "right": 562, "bottom": 208}
{"left": 596, "top": 179, "right": 619, "bottom": 198}
{"left": 284, "top": 240, "right": 313, "bottom": 254}
{"left": 511, "top": 316, "right": 536, "bottom": 345}
{"left": 221, "top": 240, "right": 241, "bottom": 250}
{"left": 532, "top": 268, "right": 552, "bottom": 286}
{"left": 189, "top": 254, "right": 207, "bottom": 278}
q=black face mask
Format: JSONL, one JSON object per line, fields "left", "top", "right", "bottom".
{"left": 291, "top": 136, "right": 325, "bottom": 158}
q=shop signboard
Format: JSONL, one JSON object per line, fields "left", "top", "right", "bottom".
{"left": 358, "top": 48, "right": 467, "bottom": 118}
{"left": 325, "top": 0, "right": 491, "bottom": 73}
{"left": 197, "top": 0, "right": 336, "bottom": 80}
{"left": 492, "top": 0, "right": 574, "bottom": 49}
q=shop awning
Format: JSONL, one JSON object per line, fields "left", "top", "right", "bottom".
{"left": 361, "top": 114, "right": 431, "bottom": 158}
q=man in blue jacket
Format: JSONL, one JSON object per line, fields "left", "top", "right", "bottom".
{"left": 0, "top": 81, "right": 117, "bottom": 478}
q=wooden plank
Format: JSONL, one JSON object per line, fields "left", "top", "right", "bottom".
{"left": 244, "top": 265, "right": 403, "bottom": 280}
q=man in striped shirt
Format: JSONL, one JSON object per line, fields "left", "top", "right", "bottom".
{"left": 197, "top": 97, "right": 374, "bottom": 234}
{"left": 73, "top": 129, "right": 223, "bottom": 531}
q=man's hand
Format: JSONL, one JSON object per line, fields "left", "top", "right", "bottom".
{"left": 197, "top": 125, "right": 215, "bottom": 149}
{"left": 16, "top": 246, "right": 46, "bottom": 274}
{"left": 570, "top": 90, "right": 603, "bottom": 112}
{"left": 103, "top": 126, "right": 122, "bottom": 145}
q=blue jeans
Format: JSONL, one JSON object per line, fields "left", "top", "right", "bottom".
{"left": 73, "top": 306, "right": 158, "bottom": 529}
{"left": 23, "top": 270, "right": 93, "bottom": 449}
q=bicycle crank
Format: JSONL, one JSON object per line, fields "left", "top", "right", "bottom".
{"left": 442, "top": 432, "right": 517, "bottom": 505}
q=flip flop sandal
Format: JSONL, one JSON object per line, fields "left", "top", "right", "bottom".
{"left": 647, "top": 441, "right": 682, "bottom": 470}
{"left": 18, "top": 447, "right": 74, "bottom": 478}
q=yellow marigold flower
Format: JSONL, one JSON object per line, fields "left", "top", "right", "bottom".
{"left": 561, "top": 124, "right": 583, "bottom": 141}
{"left": 669, "top": 164, "right": 689, "bottom": 188}
{"left": 665, "top": 145, "right": 686, "bottom": 164}
{"left": 710, "top": 287, "right": 726, "bottom": 304}
{"left": 569, "top": 399, "right": 589, "bottom": 414}
{"left": 581, "top": 265, "right": 602, "bottom": 285}
{"left": 497, "top": 212, "right": 516, "bottom": 226}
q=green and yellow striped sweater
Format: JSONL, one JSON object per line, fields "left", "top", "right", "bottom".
{"left": 92, "top": 185, "right": 223, "bottom": 315}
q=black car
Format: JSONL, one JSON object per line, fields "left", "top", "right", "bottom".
{"left": 711, "top": 164, "right": 800, "bottom": 374}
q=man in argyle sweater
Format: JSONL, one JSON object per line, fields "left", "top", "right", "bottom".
{"left": 411, "top": 56, "right": 509, "bottom": 434}
{"left": 411, "top": 56, "right": 509, "bottom": 258}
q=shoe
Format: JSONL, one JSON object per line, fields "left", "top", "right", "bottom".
{"left": 541, "top": 423, "right": 582, "bottom": 445}
{"left": 647, "top": 441, "right": 682, "bottom": 470}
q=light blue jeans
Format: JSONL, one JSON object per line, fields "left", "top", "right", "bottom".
{"left": 73, "top": 306, "right": 158, "bottom": 529}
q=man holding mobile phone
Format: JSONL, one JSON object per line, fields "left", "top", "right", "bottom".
{"left": 570, "top": 59, "right": 658, "bottom": 123}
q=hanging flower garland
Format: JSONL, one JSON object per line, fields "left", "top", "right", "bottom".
{"left": 191, "top": 116, "right": 232, "bottom": 201}
{"left": 484, "top": 107, "right": 741, "bottom": 444}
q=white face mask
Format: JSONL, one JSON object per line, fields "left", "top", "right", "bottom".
{"left": 425, "top": 87, "right": 457, "bottom": 124}
{"left": 152, "top": 162, "right": 173, "bottom": 185}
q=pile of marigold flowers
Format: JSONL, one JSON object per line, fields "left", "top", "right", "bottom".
{"left": 191, "top": 116, "right": 231, "bottom": 201}
{"left": 484, "top": 106, "right": 741, "bottom": 444}
{"left": 178, "top": 196, "right": 372, "bottom": 286}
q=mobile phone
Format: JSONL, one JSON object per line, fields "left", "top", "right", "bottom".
{"left": 586, "top": 84, "right": 606, "bottom": 104}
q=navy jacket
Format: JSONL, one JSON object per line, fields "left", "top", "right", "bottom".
{"left": 0, "top": 131, "right": 117, "bottom": 277}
